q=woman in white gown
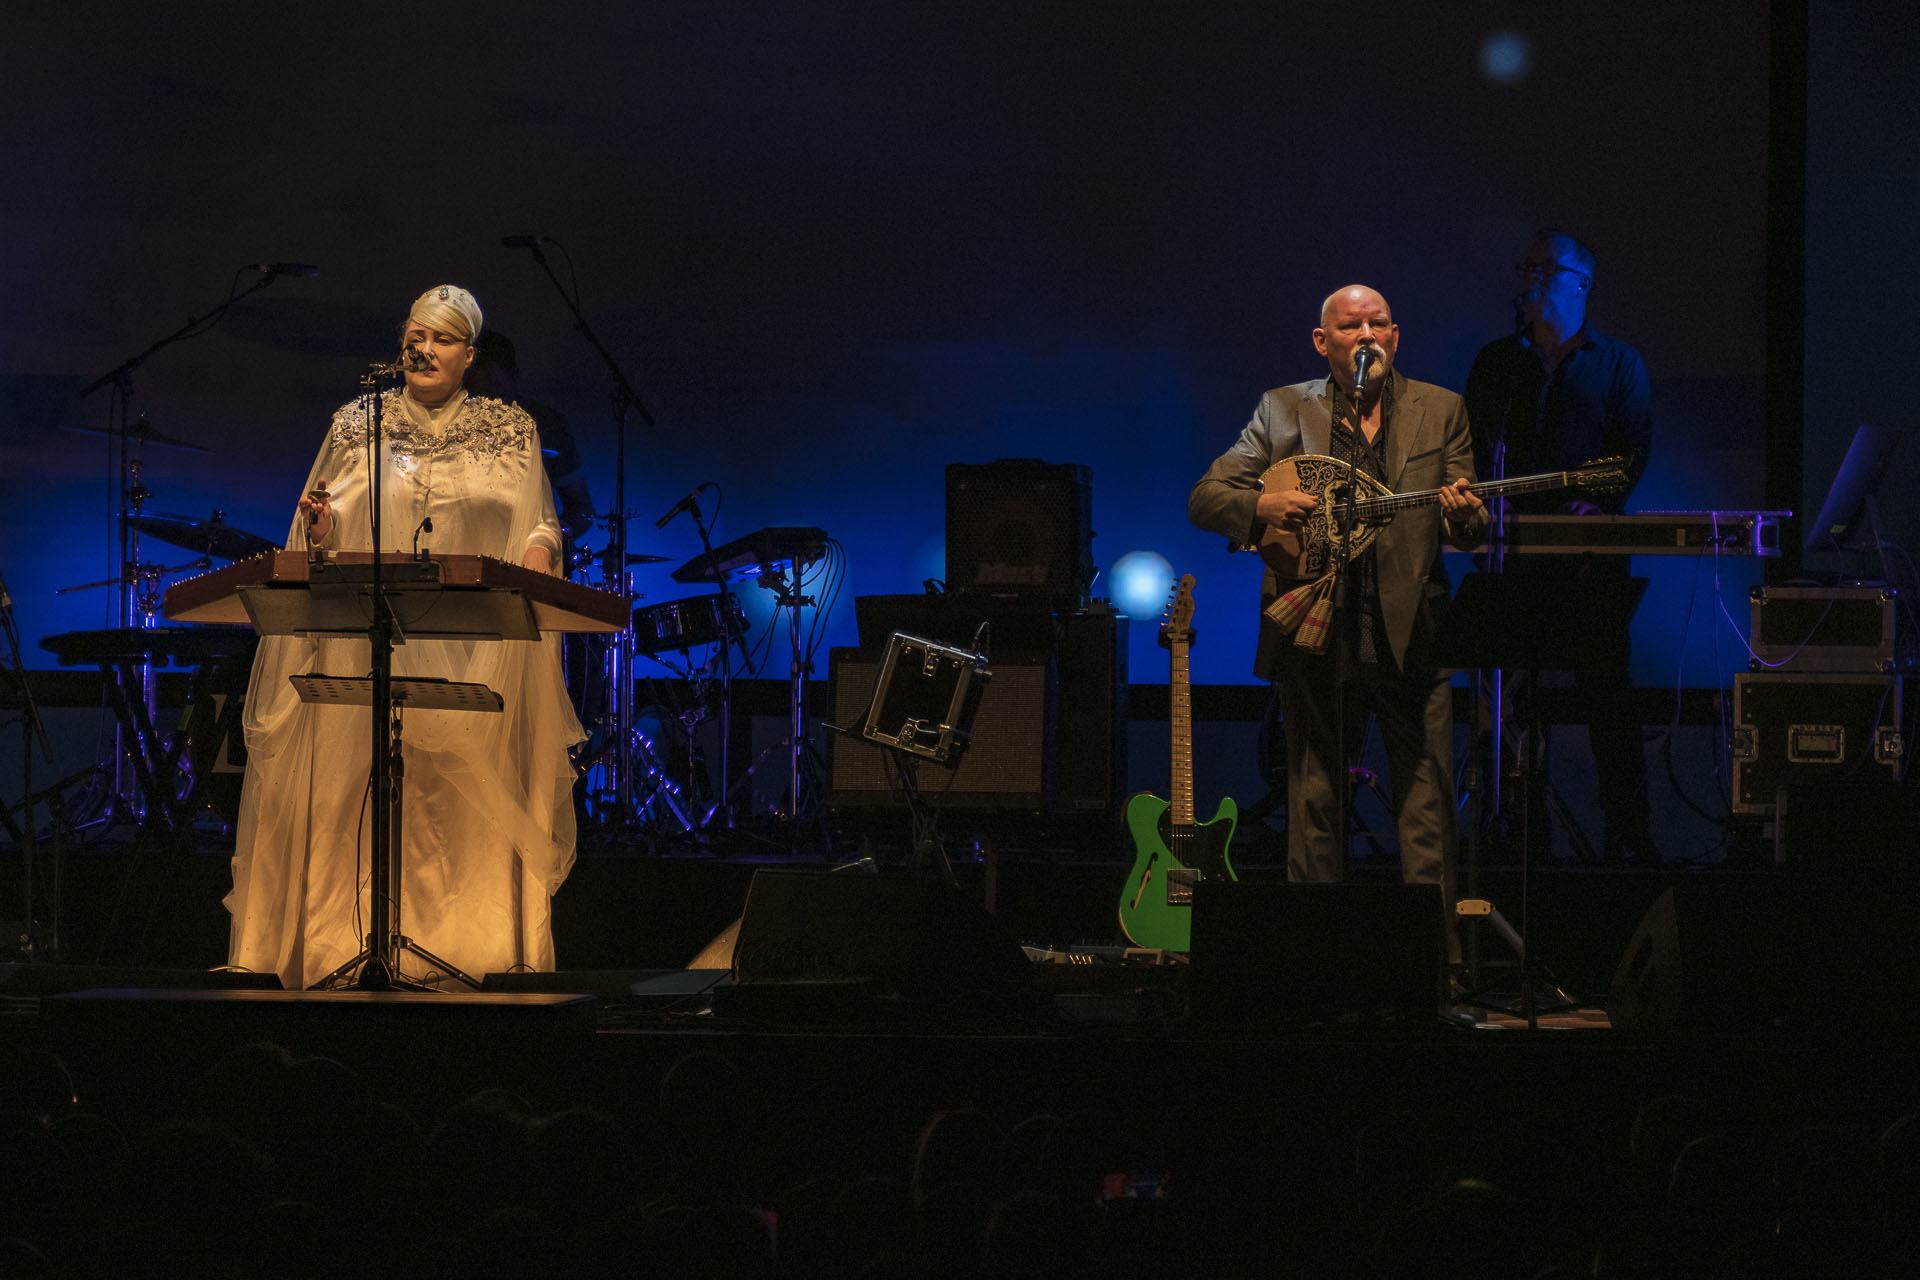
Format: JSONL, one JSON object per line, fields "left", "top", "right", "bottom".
{"left": 227, "top": 284, "right": 585, "bottom": 990}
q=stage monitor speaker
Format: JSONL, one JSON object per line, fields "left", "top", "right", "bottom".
{"left": 1187, "top": 881, "right": 1446, "bottom": 1027}
{"left": 945, "top": 459, "right": 1093, "bottom": 611}
{"left": 730, "top": 868, "right": 1031, "bottom": 1002}
{"left": 1607, "top": 877, "right": 1919, "bottom": 1038}
{"left": 1607, "top": 882, "right": 1807, "bottom": 1036}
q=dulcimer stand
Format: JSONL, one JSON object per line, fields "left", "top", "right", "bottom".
{"left": 165, "top": 548, "right": 631, "bottom": 991}
{"left": 299, "top": 671, "right": 503, "bottom": 992}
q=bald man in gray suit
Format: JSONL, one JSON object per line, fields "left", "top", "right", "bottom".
{"left": 1190, "top": 285, "right": 1485, "bottom": 927}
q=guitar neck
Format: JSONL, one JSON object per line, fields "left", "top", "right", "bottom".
{"left": 1361, "top": 468, "right": 1587, "bottom": 518}
{"left": 1169, "top": 636, "right": 1194, "bottom": 826}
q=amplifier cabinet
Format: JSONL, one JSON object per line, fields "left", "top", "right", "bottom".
{"left": 1730, "top": 673, "right": 1905, "bottom": 814}
{"left": 824, "top": 612, "right": 1127, "bottom": 819}
{"left": 828, "top": 647, "right": 1047, "bottom": 810}
{"left": 945, "top": 459, "right": 1094, "bottom": 613}
{"left": 1749, "top": 585, "right": 1910, "bottom": 673}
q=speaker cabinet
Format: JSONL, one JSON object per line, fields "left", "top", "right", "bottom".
{"left": 1187, "top": 880, "right": 1446, "bottom": 1026}
{"left": 1607, "top": 876, "right": 1920, "bottom": 1038}
{"left": 1053, "top": 612, "right": 1129, "bottom": 818}
{"left": 825, "top": 612, "right": 1126, "bottom": 818}
{"left": 945, "top": 459, "right": 1093, "bottom": 612}
{"left": 729, "top": 868, "right": 1031, "bottom": 1001}
{"left": 829, "top": 648, "right": 1048, "bottom": 810}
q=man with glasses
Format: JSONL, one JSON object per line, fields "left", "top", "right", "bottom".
{"left": 1464, "top": 230, "right": 1654, "bottom": 864}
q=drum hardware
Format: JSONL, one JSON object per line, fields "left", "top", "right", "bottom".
{"left": 632, "top": 595, "right": 749, "bottom": 657}
{"left": 701, "top": 535, "right": 842, "bottom": 848}
{"left": 74, "top": 266, "right": 306, "bottom": 836}
{"left": 56, "top": 558, "right": 211, "bottom": 595}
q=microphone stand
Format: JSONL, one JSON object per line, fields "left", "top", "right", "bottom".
{"left": 79, "top": 268, "right": 290, "bottom": 828}
{"left": 349, "top": 360, "right": 406, "bottom": 989}
{"left": 508, "top": 240, "right": 654, "bottom": 833}
{"left": 1330, "top": 382, "right": 1365, "bottom": 869}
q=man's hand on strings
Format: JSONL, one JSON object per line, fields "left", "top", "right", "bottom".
{"left": 1257, "top": 487, "right": 1319, "bottom": 533}
{"left": 1437, "top": 477, "right": 1483, "bottom": 522}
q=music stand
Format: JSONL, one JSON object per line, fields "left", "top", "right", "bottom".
{"left": 1434, "top": 569, "right": 1648, "bottom": 1025}
{"left": 295, "top": 674, "right": 503, "bottom": 991}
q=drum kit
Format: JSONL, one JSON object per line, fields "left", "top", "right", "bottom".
{"left": 568, "top": 518, "right": 836, "bottom": 849}
{"left": 42, "top": 415, "right": 281, "bottom": 847}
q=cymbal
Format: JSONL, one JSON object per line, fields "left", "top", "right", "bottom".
{"left": 592, "top": 547, "right": 671, "bottom": 566}
{"left": 129, "top": 512, "right": 278, "bottom": 561}
{"left": 57, "top": 557, "right": 211, "bottom": 593}
{"left": 63, "top": 420, "right": 210, "bottom": 453}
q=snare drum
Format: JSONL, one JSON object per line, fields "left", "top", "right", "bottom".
{"left": 632, "top": 594, "right": 745, "bottom": 654}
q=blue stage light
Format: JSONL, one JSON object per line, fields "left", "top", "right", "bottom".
{"left": 1479, "top": 29, "right": 1533, "bottom": 86}
{"left": 1110, "top": 550, "right": 1175, "bottom": 618}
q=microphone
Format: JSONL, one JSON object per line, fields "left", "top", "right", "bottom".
{"left": 1351, "top": 345, "right": 1376, "bottom": 402}
{"left": 249, "top": 262, "right": 320, "bottom": 278}
{"left": 655, "top": 482, "right": 714, "bottom": 530}
{"left": 500, "top": 236, "right": 549, "bottom": 249}
{"left": 400, "top": 344, "right": 433, "bottom": 372}
{"left": 412, "top": 515, "right": 434, "bottom": 557}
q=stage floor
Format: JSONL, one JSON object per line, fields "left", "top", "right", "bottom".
{"left": 7, "top": 831, "right": 1918, "bottom": 1147}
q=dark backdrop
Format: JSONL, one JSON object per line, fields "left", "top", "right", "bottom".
{"left": 0, "top": 2, "right": 1795, "bottom": 689}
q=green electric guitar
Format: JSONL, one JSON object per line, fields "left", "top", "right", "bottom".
{"left": 1117, "top": 574, "right": 1238, "bottom": 951}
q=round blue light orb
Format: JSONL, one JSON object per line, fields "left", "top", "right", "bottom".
{"left": 1110, "top": 550, "right": 1177, "bottom": 618}
{"left": 1479, "top": 29, "right": 1533, "bottom": 86}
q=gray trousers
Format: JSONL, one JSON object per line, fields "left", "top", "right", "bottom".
{"left": 1274, "top": 650, "right": 1460, "bottom": 936}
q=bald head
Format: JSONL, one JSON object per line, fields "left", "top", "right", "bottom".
{"left": 1313, "top": 285, "right": 1399, "bottom": 401}
{"left": 1320, "top": 285, "right": 1389, "bottom": 328}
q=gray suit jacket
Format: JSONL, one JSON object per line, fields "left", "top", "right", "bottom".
{"left": 1187, "top": 369, "right": 1485, "bottom": 678}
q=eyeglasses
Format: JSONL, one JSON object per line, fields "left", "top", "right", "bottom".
{"left": 1514, "top": 261, "right": 1590, "bottom": 282}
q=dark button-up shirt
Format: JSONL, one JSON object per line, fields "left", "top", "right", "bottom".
{"left": 1327, "top": 380, "right": 1392, "bottom": 662}
{"left": 1464, "top": 325, "right": 1651, "bottom": 515}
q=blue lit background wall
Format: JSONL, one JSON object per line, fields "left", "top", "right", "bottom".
{"left": 0, "top": 2, "right": 1775, "bottom": 693}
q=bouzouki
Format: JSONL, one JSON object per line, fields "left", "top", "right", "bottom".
{"left": 1116, "top": 574, "right": 1237, "bottom": 952}
{"left": 1255, "top": 455, "right": 1630, "bottom": 580}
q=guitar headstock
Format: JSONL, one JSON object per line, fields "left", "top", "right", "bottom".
{"left": 1159, "top": 573, "right": 1196, "bottom": 649}
{"left": 1574, "top": 456, "right": 1632, "bottom": 494}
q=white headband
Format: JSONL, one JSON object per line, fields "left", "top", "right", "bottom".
{"left": 408, "top": 284, "right": 483, "bottom": 342}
